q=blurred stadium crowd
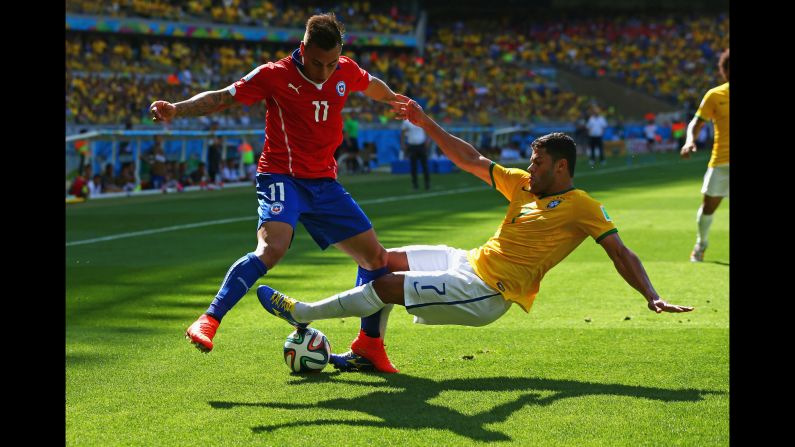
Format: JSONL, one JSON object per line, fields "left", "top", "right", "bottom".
{"left": 66, "top": 0, "right": 416, "bottom": 34}
{"left": 65, "top": 1, "right": 727, "bottom": 197}
{"left": 66, "top": 1, "right": 727, "bottom": 127}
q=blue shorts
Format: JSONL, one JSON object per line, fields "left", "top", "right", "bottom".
{"left": 255, "top": 173, "right": 372, "bottom": 250}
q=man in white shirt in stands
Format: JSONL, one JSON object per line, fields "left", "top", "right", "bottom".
{"left": 401, "top": 118, "right": 431, "bottom": 190}
{"left": 221, "top": 159, "right": 240, "bottom": 183}
{"left": 586, "top": 106, "right": 608, "bottom": 167}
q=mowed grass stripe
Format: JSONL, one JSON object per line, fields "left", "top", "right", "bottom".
{"left": 66, "top": 157, "right": 688, "bottom": 247}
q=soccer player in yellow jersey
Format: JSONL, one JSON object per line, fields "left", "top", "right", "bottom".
{"left": 258, "top": 97, "right": 693, "bottom": 373}
{"left": 681, "top": 48, "right": 729, "bottom": 262}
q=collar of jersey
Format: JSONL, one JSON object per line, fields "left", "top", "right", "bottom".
{"left": 538, "top": 187, "right": 575, "bottom": 199}
{"left": 291, "top": 47, "right": 341, "bottom": 91}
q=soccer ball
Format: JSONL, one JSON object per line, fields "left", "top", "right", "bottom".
{"left": 283, "top": 327, "right": 331, "bottom": 373}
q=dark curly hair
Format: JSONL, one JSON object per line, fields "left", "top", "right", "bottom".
{"left": 531, "top": 133, "right": 577, "bottom": 177}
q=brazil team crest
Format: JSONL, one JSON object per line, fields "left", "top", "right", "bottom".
{"left": 270, "top": 202, "right": 284, "bottom": 215}
{"left": 336, "top": 81, "right": 346, "bottom": 96}
{"left": 547, "top": 199, "right": 561, "bottom": 209}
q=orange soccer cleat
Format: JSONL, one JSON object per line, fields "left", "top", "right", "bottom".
{"left": 185, "top": 314, "right": 220, "bottom": 353}
{"left": 349, "top": 330, "right": 399, "bottom": 373}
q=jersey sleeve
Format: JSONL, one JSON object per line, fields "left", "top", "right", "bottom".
{"left": 695, "top": 88, "right": 717, "bottom": 122}
{"left": 489, "top": 162, "right": 529, "bottom": 201}
{"left": 229, "top": 63, "right": 275, "bottom": 106}
{"left": 344, "top": 57, "right": 372, "bottom": 92}
{"left": 576, "top": 195, "right": 618, "bottom": 242}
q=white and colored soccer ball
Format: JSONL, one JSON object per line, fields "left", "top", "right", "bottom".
{"left": 283, "top": 327, "right": 331, "bottom": 373}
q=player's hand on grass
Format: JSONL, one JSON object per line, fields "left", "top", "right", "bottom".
{"left": 150, "top": 100, "right": 176, "bottom": 123}
{"left": 647, "top": 297, "right": 694, "bottom": 313}
{"left": 680, "top": 142, "right": 697, "bottom": 159}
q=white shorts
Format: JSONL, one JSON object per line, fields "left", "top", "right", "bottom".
{"left": 701, "top": 165, "right": 729, "bottom": 198}
{"left": 399, "top": 245, "right": 512, "bottom": 327}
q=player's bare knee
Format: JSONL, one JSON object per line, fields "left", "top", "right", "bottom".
{"left": 265, "top": 241, "right": 289, "bottom": 259}
{"left": 372, "top": 274, "right": 406, "bottom": 305}
{"left": 359, "top": 245, "right": 388, "bottom": 270}
{"left": 386, "top": 249, "right": 410, "bottom": 272}
{"left": 702, "top": 196, "right": 722, "bottom": 215}
{"left": 255, "top": 240, "right": 290, "bottom": 269}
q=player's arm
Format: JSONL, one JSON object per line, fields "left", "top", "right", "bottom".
{"left": 150, "top": 87, "right": 239, "bottom": 123}
{"left": 599, "top": 233, "right": 694, "bottom": 313}
{"left": 362, "top": 76, "right": 398, "bottom": 103}
{"left": 393, "top": 96, "right": 492, "bottom": 184}
{"left": 680, "top": 115, "right": 707, "bottom": 159}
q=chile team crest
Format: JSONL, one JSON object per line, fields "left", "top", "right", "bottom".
{"left": 336, "top": 81, "right": 346, "bottom": 96}
{"left": 270, "top": 202, "right": 284, "bottom": 215}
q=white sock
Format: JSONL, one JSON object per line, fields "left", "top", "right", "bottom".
{"left": 378, "top": 304, "right": 394, "bottom": 341}
{"left": 293, "top": 283, "right": 385, "bottom": 322}
{"left": 696, "top": 205, "right": 713, "bottom": 247}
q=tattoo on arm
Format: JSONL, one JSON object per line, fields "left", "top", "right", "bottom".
{"left": 174, "top": 89, "right": 237, "bottom": 117}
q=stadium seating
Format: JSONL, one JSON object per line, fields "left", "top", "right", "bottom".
{"left": 66, "top": 9, "right": 726, "bottom": 127}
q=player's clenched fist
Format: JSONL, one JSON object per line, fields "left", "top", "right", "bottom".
{"left": 150, "top": 100, "right": 177, "bottom": 123}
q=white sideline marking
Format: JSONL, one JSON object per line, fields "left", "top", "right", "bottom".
{"left": 66, "top": 217, "right": 250, "bottom": 246}
{"left": 66, "top": 159, "right": 679, "bottom": 247}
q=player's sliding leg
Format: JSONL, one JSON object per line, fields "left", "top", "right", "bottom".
{"left": 185, "top": 221, "right": 293, "bottom": 352}
{"left": 258, "top": 282, "right": 387, "bottom": 324}
{"left": 259, "top": 274, "right": 405, "bottom": 373}
{"left": 256, "top": 285, "right": 310, "bottom": 328}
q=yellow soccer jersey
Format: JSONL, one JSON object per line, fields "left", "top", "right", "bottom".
{"left": 467, "top": 163, "right": 617, "bottom": 312}
{"left": 695, "top": 82, "right": 729, "bottom": 167}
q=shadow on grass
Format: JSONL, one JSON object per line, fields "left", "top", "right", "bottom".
{"left": 706, "top": 260, "right": 729, "bottom": 266}
{"left": 210, "top": 373, "right": 722, "bottom": 442}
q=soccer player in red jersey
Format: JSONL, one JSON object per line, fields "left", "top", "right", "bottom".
{"left": 150, "top": 13, "right": 399, "bottom": 371}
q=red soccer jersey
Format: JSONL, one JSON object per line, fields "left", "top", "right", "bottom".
{"left": 229, "top": 48, "right": 372, "bottom": 179}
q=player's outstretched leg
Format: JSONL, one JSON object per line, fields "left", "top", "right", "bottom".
{"left": 186, "top": 252, "right": 268, "bottom": 352}
{"left": 257, "top": 285, "right": 310, "bottom": 329}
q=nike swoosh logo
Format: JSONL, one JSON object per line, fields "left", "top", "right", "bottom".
{"left": 237, "top": 277, "right": 249, "bottom": 290}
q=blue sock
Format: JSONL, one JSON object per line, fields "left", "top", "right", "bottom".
{"left": 206, "top": 253, "right": 268, "bottom": 321}
{"left": 357, "top": 266, "right": 389, "bottom": 338}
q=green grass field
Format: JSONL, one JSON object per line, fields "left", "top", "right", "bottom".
{"left": 66, "top": 152, "right": 728, "bottom": 446}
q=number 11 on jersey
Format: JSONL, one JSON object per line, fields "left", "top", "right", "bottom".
{"left": 312, "top": 101, "right": 328, "bottom": 122}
